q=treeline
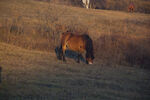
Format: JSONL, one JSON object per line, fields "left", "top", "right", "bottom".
{"left": 35, "top": 0, "right": 83, "bottom": 7}
{"left": 36, "top": 0, "right": 150, "bottom": 13}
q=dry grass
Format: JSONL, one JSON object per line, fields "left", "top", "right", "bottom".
{"left": 0, "top": 0, "right": 150, "bottom": 68}
{"left": 0, "top": 42, "right": 150, "bottom": 100}
{"left": 0, "top": 1, "right": 150, "bottom": 99}
{"left": 104, "top": 0, "right": 150, "bottom": 13}
{"left": 35, "top": 0, "right": 150, "bottom": 13}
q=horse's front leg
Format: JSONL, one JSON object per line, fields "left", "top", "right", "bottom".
{"left": 77, "top": 54, "right": 80, "bottom": 63}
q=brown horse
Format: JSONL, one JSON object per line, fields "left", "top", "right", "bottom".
{"left": 128, "top": 3, "right": 134, "bottom": 12}
{"left": 59, "top": 32, "right": 94, "bottom": 64}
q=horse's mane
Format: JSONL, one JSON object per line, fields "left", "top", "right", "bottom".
{"left": 82, "top": 34, "right": 94, "bottom": 59}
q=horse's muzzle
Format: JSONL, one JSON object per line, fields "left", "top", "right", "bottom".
{"left": 88, "top": 62, "right": 93, "bottom": 64}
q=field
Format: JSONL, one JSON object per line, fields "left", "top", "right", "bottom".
{"left": 0, "top": 0, "right": 150, "bottom": 67}
{"left": 0, "top": 43, "right": 150, "bottom": 100}
{"left": 0, "top": 0, "right": 150, "bottom": 99}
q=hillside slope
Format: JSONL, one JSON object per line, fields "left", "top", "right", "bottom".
{"left": 0, "top": 42, "right": 150, "bottom": 100}
{"left": 0, "top": 0, "right": 150, "bottom": 67}
{"left": 0, "top": 1, "right": 150, "bottom": 99}
{"left": 37, "top": 0, "right": 150, "bottom": 13}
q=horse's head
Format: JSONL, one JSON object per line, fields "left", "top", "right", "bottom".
{"left": 86, "top": 57, "right": 94, "bottom": 64}
{"left": 84, "top": 34, "right": 94, "bottom": 64}
{"left": 86, "top": 52, "right": 94, "bottom": 64}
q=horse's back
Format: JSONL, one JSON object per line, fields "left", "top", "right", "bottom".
{"left": 69, "top": 35, "right": 86, "bottom": 53}
{"left": 61, "top": 32, "right": 87, "bottom": 53}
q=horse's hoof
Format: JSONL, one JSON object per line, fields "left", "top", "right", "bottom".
{"left": 57, "top": 57, "right": 62, "bottom": 60}
{"left": 76, "top": 61, "right": 80, "bottom": 63}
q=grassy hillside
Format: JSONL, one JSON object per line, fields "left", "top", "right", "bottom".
{"left": 93, "top": 0, "right": 150, "bottom": 13}
{"left": 0, "top": 0, "right": 150, "bottom": 67}
{"left": 0, "top": 0, "right": 150, "bottom": 99}
{"left": 38, "top": 0, "right": 150, "bottom": 13}
{"left": 0, "top": 42, "right": 150, "bottom": 100}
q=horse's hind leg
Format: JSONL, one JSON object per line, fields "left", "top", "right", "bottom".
{"left": 62, "top": 45, "right": 66, "bottom": 62}
{"left": 62, "top": 53, "right": 66, "bottom": 62}
{"left": 76, "top": 54, "right": 81, "bottom": 63}
{"left": 55, "top": 46, "right": 62, "bottom": 60}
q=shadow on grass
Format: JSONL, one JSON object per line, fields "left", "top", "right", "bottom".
{"left": 55, "top": 46, "right": 86, "bottom": 63}
{"left": 0, "top": 66, "right": 2, "bottom": 83}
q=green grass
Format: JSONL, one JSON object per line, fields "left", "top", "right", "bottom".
{"left": 0, "top": 42, "right": 150, "bottom": 100}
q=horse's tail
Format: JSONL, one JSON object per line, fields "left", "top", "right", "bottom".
{"left": 60, "top": 32, "right": 67, "bottom": 47}
{"left": 59, "top": 32, "right": 69, "bottom": 52}
{"left": 60, "top": 32, "right": 64, "bottom": 43}
{"left": 59, "top": 32, "right": 65, "bottom": 54}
